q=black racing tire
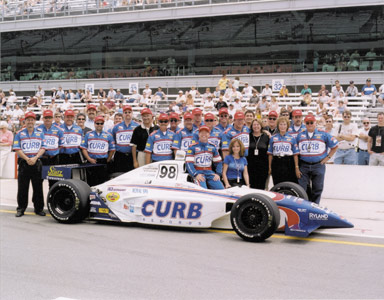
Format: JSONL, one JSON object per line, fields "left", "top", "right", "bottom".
{"left": 230, "top": 193, "right": 280, "bottom": 242}
{"left": 109, "top": 172, "right": 125, "bottom": 180}
{"left": 47, "top": 179, "right": 91, "bottom": 223}
{"left": 270, "top": 181, "right": 309, "bottom": 201}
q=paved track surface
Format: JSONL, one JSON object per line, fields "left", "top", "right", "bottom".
{"left": 1, "top": 179, "right": 383, "bottom": 300}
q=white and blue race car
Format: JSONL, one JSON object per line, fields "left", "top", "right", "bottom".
{"left": 46, "top": 153, "right": 353, "bottom": 242}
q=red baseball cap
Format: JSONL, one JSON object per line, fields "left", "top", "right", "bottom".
{"left": 141, "top": 108, "right": 152, "bottom": 115}
{"left": 24, "top": 111, "right": 36, "bottom": 120}
{"left": 158, "top": 113, "right": 169, "bottom": 121}
{"left": 199, "top": 125, "right": 211, "bottom": 133}
{"left": 192, "top": 108, "right": 203, "bottom": 115}
{"left": 87, "top": 104, "right": 97, "bottom": 111}
{"left": 304, "top": 115, "right": 316, "bottom": 123}
{"left": 292, "top": 109, "right": 303, "bottom": 117}
{"left": 123, "top": 105, "right": 132, "bottom": 112}
{"left": 268, "top": 111, "right": 278, "bottom": 118}
{"left": 204, "top": 113, "right": 215, "bottom": 121}
{"left": 183, "top": 112, "right": 193, "bottom": 120}
{"left": 43, "top": 110, "right": 54, "bottom": 118}
{"left": 95, "top": 116, "right": 105, "bottom": 123}
{"left": 64, "top": 110, "right": 75, "bottom": 117}
{"left": 218, "top": 108, "right": 229, "bottom": 115}
{"left": 169, "top": 112, "right": 180, "bottom": 120}
{"left": 234, "top": 111, "right": 245, "bottom": 120}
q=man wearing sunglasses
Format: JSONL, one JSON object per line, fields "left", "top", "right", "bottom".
{"left": 192, "top": 113, "right": 221, "bottom": 151}
{"left": 288, "top": 109, "right": 306, "bottom": 139}
{"left": 215, "top": 108, "right": 230, "bottom": 133}
{"left": 169, "top": 112, "right": 181, "bottom": 133}
{"left": 172, "top": 112, "right": 194, "bottom": 155}
{"left": 264, "top": 111, "right": 279, "bottom": 136}
{"left": 368, "top": 112, "right": 384, "bottom": 166}
{"left": 76, "top": 113, "right": 92, "bottom": 137}
{"left": 357, "top": 118, "right": 371, "bottom": 165}
{"left": 81, "top": 116, "right": 115, "bottom": 186}
{"left": 59, "top": 109, "right": 83, "bottom": 165}
{"left": 192, "top": 108, "right": 204, "bottom": 131}
{"left": 222, "top": 111, "right": 250, "bottom": 158}
{"left": 85, "top": 104, "right": 97, "bottom": 130}
{"left": 334, "top": 110, "right": 358, "bottom": 165}
{"left": 145, "top": 113, "right": 175, "bottom": 164}
{"left": 296, "top": 115, "right": 338, "bottom": 204}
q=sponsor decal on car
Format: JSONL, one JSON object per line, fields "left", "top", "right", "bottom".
{"left": 141, "top": 200, "right": 203, "bottom": 220}
{"left": 309, "top": 213, "right": 328, "bottom": 220}
{"left": 90, "top": 200, "right": 101, "bottom": 206}
{"left": 107, "top": 187, "right": 126, "bottom": 192}
{"left": 106, "top": 192, "right": 120, "bottom": 202}
{"left": 99, "top": 208, "right": 109, "bottom": 213}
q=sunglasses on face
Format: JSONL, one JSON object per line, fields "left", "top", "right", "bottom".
{"left": 306, "top": 122, "right": 314, "bottom": 125}
{"left": 326, "top": 121, "right": 332, "bottom": 123}
{"left": 95, "top": 122, "right": 104, "bottom": 125}
{"left": 159, "top": 120, "right": 169, "bottom": 124}
{"left": 363, "top": 122, "right": 370, "bottom": 125}
{"left": 77, "top": 118, "right": 85, "bottom": 121}
{"left": 205, "top": 119, "right": 215, "bottom": 122}
{"left": 269, "top": 118, "right": 276, "bottom": 121}
{"left": 170, "top": 119, "right": 178, "bottom": 122}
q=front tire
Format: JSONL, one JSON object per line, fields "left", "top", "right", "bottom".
{"left": 47, "top": 180, "right": 91, "bottom": 223}
{"left": 270, "top": 181, "right": 309, "bottom": 200}
{"left": 230, "top": 193, "right": 280, "bottom": 242}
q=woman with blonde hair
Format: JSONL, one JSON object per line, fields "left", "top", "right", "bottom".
{"left": 0, "top": 121, "right": 14, "bottom": 177}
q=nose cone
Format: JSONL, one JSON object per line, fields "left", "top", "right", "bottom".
{"left": 325, "top": 213, "right": 354, "bottom": 228}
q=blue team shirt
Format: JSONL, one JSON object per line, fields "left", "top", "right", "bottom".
{"left": 112, "top": 120, "right": 139, "bottom": 153}
{"left": 80, "top": 130, "right": 115, "bottom": 159}
{"left": 288, "top": 123, "right": 306, "bottom": 139}
{"left": 223, "top": 155, "right": 247, "bottom": 180}
{"left": 221, "top": 125, "right": 250, "bottom": 156}
{"left": 185, "top": 141, "right": 223, "bottom": 177}
{"left": 36, "top": 124, "right": 64, "bottom": 157}
{"left": 296, "top": 129, "right": 338, "bottom": 163}
{"left": 145, "top": 129, "right": 175, "bottom": 161}
{"left": 13, "top": 128, "right": 46, "bottom": 158}
{"left": 192, "top": 127, "right": 222, "bottom": 151}
{"left": 60, "top": 124, "right": 83, "bottom": 154}
{"left": 215, "top": 123, "right": 230, "bottom": 133}
{"left": 268, "top": 132, "right": 299, "bottom": 156}
{"left": 171, "top": 127, "right": 195, "bottom": 151}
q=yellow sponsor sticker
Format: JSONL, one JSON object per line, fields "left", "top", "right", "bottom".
{"left": 47, "top": 166, "right": 63, "bottom": 177}
{"left": 98, "top": 208, "right": 109, "bottom": 213}
{"left": 106, "top": 192, "right": 120, "bottom": 202}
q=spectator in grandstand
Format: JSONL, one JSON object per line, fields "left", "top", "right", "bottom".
{"left": 232, "top": 76, "right": 241, "bottom": 91}
{"left": 0, "top": 121, "right": 14, "bottom": 177}
{"left": 222, "top": 139, "right": 249, "bottom": 188}
{"left": 203, "top": 96, "right": 215, "bottom": 112}
{"left": 112, "top": 105, "right": 139, "bottom": 172}
{"left": 361, "top": 78, "right": 377, "bottom": 107}
{"left": 244, "top": 110, "right": 255, "bottom": 129}
{"left": 213, "top": 86, "right": 221, "bottom": 99}
{"left": 264, "top": 111, "right": 278, "bottom": 136}
{"left": 76, "top": 113, "right": 92, "bottom": 137}
{"left": 230, "top": 87, "right": 243, "bottom": 102}
{"left": 256, "top": 96, "right": 270, "bottom": 112}
{"left": 57, "top": 86, "right": 65, "bottom": 100}
{"left": 318, "top": 84, "right": 329, "bottom": 97}
{"left": 185, "top": 94, "right": 194, "bottom": 110}
{"left": 107, "top": 87, "right": 116, "bottom": 99}
{"left": 143, "top": 84, "right": 152, "bottom": 97}
{"left": 279, "top": 108, "right": 290, "bottom": 119}
{"left": 215, "top": 96, "right": 228, "bottom": 112}
{"left": 268, "top": 116, "right": 300, "bottom": 185}
{"left": 98, "top": 100, "right": 109, "bottom": 114}
{"left": 233, "top": 98, "right": 243, "bottom": 111}
{"left": 59, "top": 97, "right": 73, "bottom": 112}
{"left": 7, "top": 92, "right": 17, "bottom": 106}
{"left": 316, "top": 101, "right": 328, "bottom": 117}
{"left": 97, "top": 88, "right": 106, "bottom": 100}
{"left": 269, "top": 96, "right": 279, "bottom": 113}
{"left": 2, "top": 106, "right": 13, "bottom": 120}
{"left": 138, "top": 92, "right": 150, "bottom": 107}
{"left": 59, "top": 110, "right": 83, "bottom": 165}
{"left": 215, "top": 108, "right": 230, "bottom": 133}
{"left": 80, "top": 89, "right": 93, "bottom": 104}
{"left": 74, "top": 89, "right": 83, "bottom": 100}
{"left": 105, "top": 97, "right": 116, "bottom": 110}
{"left": 114, "top": 89, "right": 125, "bottom": 102}
{"left": 186, "top": 126, "right": 224, "bottom": 190}
{"left": 175, "top": 90, "right": 186, "bottom": 105}
{"left": 12, "top": 104, "right": 24, "bottom": 120}
{"left": 331, "top": 80, "right": 344, "bottom": 95}
{"left": 261, "top": 83, "right": 273, "bottom": 100}
{"left": 0, "top": 89, "right": 5, "bottom": 107}
{"left": 249, "top": 90, "right": 259, "bottom": 106}
{"left": 279, "top": 85, "right": 289, "bottom": 97}
{"left": 53, "top": 112, "right": 63, "bottom": 127}
{"left": 242, "top": 82, "right": 257, "bottom": 99}
{"left": 35, "top": 86, "right": 45, "bottom": 98}
{"left": 368, "top": 112, "right": 384, "bottom": 166}
{"left": 145, "top": 113, "right": 174, "bottom": 164}
{"left": 155, "top": 87, "right": 166, "bottom": 100}
{"left": 365, "top": 48, "right": 377, "bottom": 61}
{"left": 288, "top": 109, "right": 306, "bottom": 139}
{"left": 333, "top": 110, "right": 358, "bottom": 165}
{"left": 346, "top": 81, "right": 359, "bottom": 97}
{"left": 218, "top": 73, "right": 229, "bottom": 94}
{"left": 228, "top": 104, "right": 236, "bottom": 117}
{"left": 255, "top": 108, "right": 262, "bottom": 121}
{"left": 317, "top": 90, "right": 331, "bottom": 106}
{"left": 51, "top": 87, "right": 57, "bottom": 99}
{"left": 192, "top": 108, "right": 204, "bottom": 130}
{"left": 221, "top": 111, "right": 250, "bottom": 158}
{"left": 301, "top": 83, "right": 312, "bottom": 96}
{"left": 357, "top": 118, "right": 371, "bottom": 165}
{"left": 301, "top": 92, "right": 312, "bottom": 107}
{"left": 333, "top": 100, "right": 347, "bottom": 118}
{"left": 377, "top": 83, "right": 384, "bottom": 106}
{"left": 202, "top": 88, "right": 212, "bottom": 101}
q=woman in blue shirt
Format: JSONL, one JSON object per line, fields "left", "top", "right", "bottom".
{"left": 222, "top": 139, "right": 250, "bottom": 188}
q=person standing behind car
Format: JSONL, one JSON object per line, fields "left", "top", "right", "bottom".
{"left": 268, "top": 117, "right": 300, "bottom": 185}
{"left": 368, "top": 112, "right": 384, "bottom": 166}
{"left": 60, "top": 109, "right": 83, "bottom": 165}
{"left": 171, "top": 112, "right": 195, "bottom": 155}
{"left": 222, "top": 139, "right": 250, "bottom": 188}
{"left": 81, "top": 116, "right": 115, "bottom": 186}
{"left": 247, "top": 119, "right": 269, "bottom": 189}
{"left": 13, "top": 112, "right": 47, "bottom": 217}
{"left": 76, "top": 113, "right": 92, "bottom": 137}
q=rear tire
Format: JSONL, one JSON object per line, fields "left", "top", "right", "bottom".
{"left": 230, "top": 193, "right": 280, "bottom": 242}
{"left": 47, "top": 180, "right": 91, "bottom": 223}
{"left": 270, "top": 181, "right": 309, "bottom": 201}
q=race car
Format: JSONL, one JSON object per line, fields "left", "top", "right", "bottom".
{"left": 46, "top": 153, "right": 353, "bottom": 242}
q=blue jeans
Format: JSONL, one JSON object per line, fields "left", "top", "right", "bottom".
{"left": 357, "top": 150, "right": 370, "bottom": 165}
{"left": 298, "top": 162, "right": 326, "bottom": 204}
{"left": 195, "top": 172, "right": 224, "bottom": 190}
{"left": 334, "top": 148, "right": 357, "bottom": 165}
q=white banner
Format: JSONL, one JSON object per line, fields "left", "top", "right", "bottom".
{"left": 272, "top": 79, "right": 284, "bottom": 92}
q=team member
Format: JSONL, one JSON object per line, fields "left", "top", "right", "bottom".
{"left": 223, "top": 139, "right": 249, "bottom": 188}
{"left": 368, "top": 112, "right": 384, "bottom": 166}
{"left": 244, "top": 110, "right": 255, "bottom": 129}
{"left": 215, "top": 108, "right": 230, "bottom": 133}
{"left": 296, "top": 115, "right": 338, "bottom": 204}
{"left": 222, "top": 111, "right": 250, "bottom": 158}
{"left": 192, "top": 108, "right": 204, "bottom": 130}
{"left": 268, "top": 117, "right": 300, "bottom": 185}
{"left": 264, "top": 111, "right": 279, "bottom": 135}
{"left": 112, "top": 105, "right": 139, "bottom": 172}
{"left": 192, "top": 113, "right": 221, "bottom": 150}
{"left": 288, "top": 109, "right": 306, "bottom": 139}
{"left": 36, "top": 110, "right": 64, "bottom": 188}
{"left": 145, "top": 113, "right": 175, "bottom": 164}
{"left": 81, "top": 116, "right": 115, "bottom": 186}
{"left": 53, "top": 112, "right": 63, "bottom": 127}
{"left": 169, "top": 112, "right": 181, "bottom": 133}
{"left": 84, "top": 104, "right": 97, "bottom": 130}
{"left": 60, "top": 109, "right": 83, "bottom": 164}
{"left": 186, "top": 125, "right": 224, "bottom": 190}
{"left": 131, "top": 108, "right": 158, "bottom": 168}
{"left": 13, "top": 112, "right": 47, "bottom": 217}
{"left": 171, "top": 112, "right": 194, "bottom": 154}
{"left": 76, "top": 113, "right": 92, "bottom": 137}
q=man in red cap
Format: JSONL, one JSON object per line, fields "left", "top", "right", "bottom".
{"left": 81, "top": 115, "right": 115, "bottom": 186}
{"left": 264, "top": 110, "right": 279, "bottom": 135}
{"left": 131, "top": 108, "right": 158, "bottom": 168}
{"left": 192, "top": 113, "right": 221, "bottom": 151}
{"left": 13, "top": 112, "right": 47, "bottom": 217}
{"left": 169, "top": 112, "right": 181, "bottom": 133}
{"left": 216, "top": 107, "right": 230, "bottom": 133}
{"left": 296, "top": 114, "right": 338, "bottom": 204}
{"left": 171, "top": 112, "right": 195, "bottom": 155}
{"left": 222, "top": 111, "right": 250, "bottom": 158}
{"left": 36, "top": 110, "right": 64, "bottom": 188}
{"left": 288, "top": 109, "right": 306, "bottom": 139}
{"left": 85, "top": 104, "right": 97, "bottom": 130}
{"left": 192, "top": 108, "right": 204, "bottom": 130}
{"left": 186, "top": 125, "right": 224, "bottom": 190}
{"left": 145, "top": 113, "right": 175, "bottom": 164}
{"left": 59, "top": 109, "right": 83, "bottom": 164}
{"left": 112, "top": 105, "right": 139, "bottom": 172}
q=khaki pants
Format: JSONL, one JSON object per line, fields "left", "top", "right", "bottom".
{"left": 137, "top": 151, "right": 146, "bottom": 167}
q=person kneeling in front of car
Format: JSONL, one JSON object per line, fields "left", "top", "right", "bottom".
{"left": 186, "top": 125, "right": 224, "bottom": 190}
